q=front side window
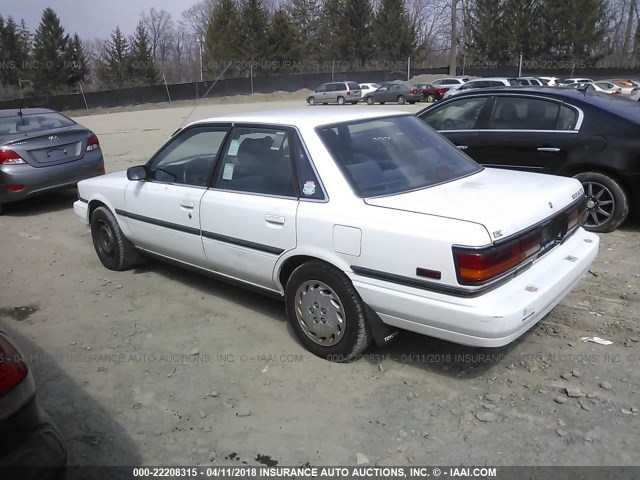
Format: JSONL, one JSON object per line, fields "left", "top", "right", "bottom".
{"left": 148, "top": 127, "right": 228, "bottom": 186}
{"left": 317, "top": 115, "right": 481, "bottom": 198}
{"left": 213, "top": 127, "right": 296, "bottom": 197}
{"left": 489, "top": 97, "right": 573, "bottom": 130}
{"left": 419, "top": 96, "right": 488, "bottom": 130}
{"left": 316, "top": 85, "right": 327, "bottom": 93}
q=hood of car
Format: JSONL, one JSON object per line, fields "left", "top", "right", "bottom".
{"left": 364, "top": 168, "right": 584, "bottom": 242}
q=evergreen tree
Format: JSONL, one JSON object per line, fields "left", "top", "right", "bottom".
{"left": 267, "top": 7, "right": 301, "bottom": 71}
{"left": 288, "top": 0, "right": 321, "bottom": 58}
{"left": 129, "top": 21, "right": 159, "bottom": 86}
{"left": 65, "top": 34, "right": 88, "bottom": 87}
{"left": 31, "top": 8, "right": 69, "bottom": 93}
{"left": 344, "top": 0, "right": 374, "bottom": 64}
{"left": 238, "top": 0, "right": 269, "bottom": 63}
{"left": 97, "top": 27, "right": 130, "bottom": 88}
{"left": 204, "top": 0, "right": 242, "bottom": 77}
{"left": 317, "top": 0, "right": 349, "bottom": 60}
{"left": 467, "top": 0, "right": 512, "bottom": 63}
{"left": 371, "top": 0, "right": 415, "bottom": 60}
{"left": 0, "top": 16, "right": 31, "bottom": 86}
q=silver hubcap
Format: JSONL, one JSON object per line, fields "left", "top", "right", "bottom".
{"left": 295, "top": 280, "right": 345, "bottom": 346}
{"left": 584, "top": 181, "right": 614, "bottom": 227}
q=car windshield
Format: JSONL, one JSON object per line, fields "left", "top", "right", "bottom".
{"left": 317, "top": 115, "right": 481, "bottom": 198}
{"left": 0, "top": 111, "right": 75, "bottom": 135}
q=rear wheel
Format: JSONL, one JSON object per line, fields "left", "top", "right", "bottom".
{"left": 90, "top": 206, "right": 144, "bottom": 270}
{"left": 337, "top": 96, "right": 345, "bottom": 105}
{"left": 574, "top": 172, "right": 629, "bottom": 233}
{"left": 308, "top": 96, "right": 316, "bottom": 105}
{"left": 397, "top": 95, "right": 406, "bottom": 105}
{"left": 366, "top": 97, "right": 374, "bottom": 105}
{"left": 285, "top": 260, "right": 371, "bottom": 362}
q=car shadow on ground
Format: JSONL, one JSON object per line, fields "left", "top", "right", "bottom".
{"left": 1, "top": 189, "right": 78, "bottom": 217}
{"left": 134, "top": 257, "right": 525, "bottom": 379}
{"left": 0, "top": 321, "right": 142, "bottom": 479}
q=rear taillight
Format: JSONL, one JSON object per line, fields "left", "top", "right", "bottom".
{"left": 0, "top": 336, "right": 28, "bottom": 395}
{"left": 437, "top": 88, "right": 447, "bottom": 95}
{"left": 0, "top": 333, "right": 35, "bottom": 421}
{"left": 567, "top": 198, "right": 588, "bottom": 231}
{"left": 410, "top": 89, "right": 417, "bottom": 94}
{"left": 7, "top": 185, "right": 25, "bottom": 192}
{"left": 346, "top": 91, "right": 351, "bottom": 96}
{"left": 86, "top": 133, "right": 100, "bottom": 152}
{"left": 0, "top": 149, "right": 26, "bottom": 165}
{"left": 454, "top": 232, "right": 541, "bottom": 285}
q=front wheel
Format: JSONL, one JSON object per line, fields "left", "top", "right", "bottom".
{"left": 574, "top": 172, "right": 629, "bottom": 233}
{"left": 308, "top": 96, "right": 316, "bottom": 106}
{"left": 285, "top": 261, "right": 371, "bottom": 362}
{"left": 91, "top": 206, "right": 144, "bottom": 270}
{"left": 366, "top": 96, "right": 374, "bottom": 105}
{"left": 426, "top": 94, "right": 435, "bottom": 102}
{"left": 397, "top": 95, "right": 406, "bottom": 105}
{"left": 337, "top": 96, "right": 345, "bottom": 105}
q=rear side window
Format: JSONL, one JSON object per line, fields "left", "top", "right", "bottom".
{"left": 508, "top": 79, "right": 520, "bottom": 86}
{"left": 0, "top": 112, "right": 75, "bottom": 135}
{"left": 489, "top": 97, "right": 571, "bottom": 130}
{"left": 557, "top": 105, "right": 578, "bottom": 130}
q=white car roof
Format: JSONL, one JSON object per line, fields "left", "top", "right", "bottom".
{"left": 189, "top": 108, "right": 408, "bottom": 129}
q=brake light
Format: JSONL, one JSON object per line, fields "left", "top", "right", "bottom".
{"left": 86, "top": 133, "right": 100, "bottom": 152}
{"left": 567, "top": 199, "right": 588, "bottom": 231}
{"left": 0, "top": 149, "right": 26, "bottom": 165}
{"left": 454, "top": 231, "right": 542, "bottom": 285}
{"left": 437, "top": 88, "right": 447, "bottom": 95}
{"left": 0, "top": 336, "right": 28, "bottom": 395}
{"left": 410, "top": 89, "right": 417, "bottom": 94}
{"left": 7, "top": 185, "right": 25, "bottom": 192}
{"left": 346, "top": 91, "right": 351, "bottom": 96}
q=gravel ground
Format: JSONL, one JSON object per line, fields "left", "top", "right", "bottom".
{"left": 0, "top": 98, "right": 638, "bottom": 473}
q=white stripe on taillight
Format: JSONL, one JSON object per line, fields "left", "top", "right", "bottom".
{"left": 0, "top": 333, "right": 36, "bottom": 421}
{"left": 86, "top": 133, "right": 100, "bottom": 152}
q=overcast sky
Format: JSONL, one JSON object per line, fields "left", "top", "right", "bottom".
{"left": 2, "top": 0, "right": 191, "bottom": 40}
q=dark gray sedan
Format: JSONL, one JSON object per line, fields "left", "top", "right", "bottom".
{"left": 363, "top": 82, "right": 422, "bottom": 105}
{"left": 0, "top": 108, "right": 104, "bottom": 214}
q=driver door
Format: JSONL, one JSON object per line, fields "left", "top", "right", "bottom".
{"left": 123, "top": 125, "right": 229, "bottom": 266}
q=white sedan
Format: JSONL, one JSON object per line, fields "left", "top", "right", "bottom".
{"left": 74, "top": 109, "right": 599, "bottom": 361}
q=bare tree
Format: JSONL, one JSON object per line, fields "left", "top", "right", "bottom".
{"left": 181, "top": 0, "right": 216, "bottom": 39}
{"left": 142, "top": 8, "right": 174, "bottom": 62}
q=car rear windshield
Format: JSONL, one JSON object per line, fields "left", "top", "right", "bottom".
{"left": 317, "top": 115, "right": 482, "bottom": 198}
{"left": 347, "top": 82, "right": 361, "bottom": 90}
{"left": 0, "top": 112, "right": 75, "bottom": 135}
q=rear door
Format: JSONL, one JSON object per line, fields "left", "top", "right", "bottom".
{"left": 470, "top": 95, "right": 581, "bottom": 173}
{"left": 199, "top": 125, "right": 301, "bottom": 290}
{"left": 123, "top": 125, "right": 229, "bottom": 266}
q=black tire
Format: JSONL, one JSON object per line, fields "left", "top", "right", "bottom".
{"left": 397, "top": 95, "right": 406, "bottom": 105}
{"left": 90, "top": 206, "right": 143, "bottom": 270}
{"left": 380, "top": 101, "right": 385, "bottom": 105}
{"left": 308, "top": 96, "right": 316, "bottom": 106}
{"left": 409, "top": 101, "right": 416, "bottom": 104}
{"left": 366, "top": 96, "right": 374, "bottom": 105}
{"left": 574, "top": 172, "right": 629, "bottom": 233}
{"left": 426, "top": 94, "right": 435, "bottom": 102}
{"left": 0, "top": 204, "right": 3, "bottom": 215}
{"left": 337, "top": 96, "right": 345, "bottom": 105}
{"left": 285, "top": 260, "right": 372, "bottom": 362}
{"left": 350, "top": 101, "right": 358, "bottom": 105}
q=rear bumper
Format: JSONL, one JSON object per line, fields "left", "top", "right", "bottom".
{"left": 0, "top": 397, "right": 67, "bottom": 480}
{"left": 352, "top": 227, "right": 599, "bottom": 347}
{"left": 0, "top": 150, "right": 104, "bottom": 204}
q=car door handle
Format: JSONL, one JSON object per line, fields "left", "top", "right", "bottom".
{"left": 180, "top": 201, "right": 194, "bottom": 209}
{"left": 457, "top": 145, "right": 468, "bottom": 150}
{"left": 537, "top": 147, "right": 560, "bottom": 152}
{"left": 265, "top": 214, "right": 285, "bottom": 225}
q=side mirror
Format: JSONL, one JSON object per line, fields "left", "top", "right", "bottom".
{"left": 127, "top": 165, "right": 147, "bottom": 181}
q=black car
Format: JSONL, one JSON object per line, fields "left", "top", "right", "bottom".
{"left": 416, "top": 87, "right": 640, "bottom": 232}
{"left": 0, "top": 331, "right": 66, "bottom": 479}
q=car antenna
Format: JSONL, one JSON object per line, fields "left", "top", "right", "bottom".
{"left": 176, "top": 61, "right": 233, "bottom": 133}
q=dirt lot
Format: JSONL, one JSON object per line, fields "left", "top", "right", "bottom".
{"left": 0, "top": 98, "right": 638, "bottom": 472}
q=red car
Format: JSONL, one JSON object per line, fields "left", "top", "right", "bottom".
{"left": 413, "top": 83, "right": 448, "bottom": 102}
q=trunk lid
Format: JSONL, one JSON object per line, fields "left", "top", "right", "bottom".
{"left": 365, "top": 168, "right": 584, "bottom": 242}
{"left": 3, "top": 126, "right": 91, "bottom": 167}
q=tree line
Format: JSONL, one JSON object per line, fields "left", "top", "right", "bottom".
{"left": 1, "top": 0, "right": 639, "bottom": 98}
